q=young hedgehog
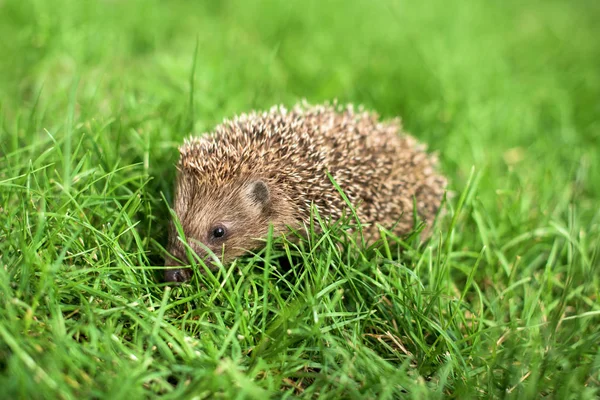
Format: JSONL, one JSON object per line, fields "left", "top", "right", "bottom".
{"left": 164, "top": 102, "right": 447, "bottom": 282}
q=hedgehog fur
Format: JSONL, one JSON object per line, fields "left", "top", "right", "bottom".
{"left": 164, "top": 101, "right": 447, "bottom": 282}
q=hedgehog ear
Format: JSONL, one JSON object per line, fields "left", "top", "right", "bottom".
{"left": 246, "top": 180, "right": 271, "bottom": 213}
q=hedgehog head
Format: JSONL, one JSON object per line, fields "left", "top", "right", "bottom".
{"left": 164, "top": 137, "right": 298, "bottom": 282}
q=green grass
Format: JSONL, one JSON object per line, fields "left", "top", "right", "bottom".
{"left": 1, "top": 0, "right": 599, "bottom": 398}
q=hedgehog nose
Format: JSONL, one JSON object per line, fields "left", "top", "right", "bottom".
{"left": 164, "top": 253, "right": 192, "bottom": 282}
{"left": 164, "top": 268, "right": 192, "bottom": 283}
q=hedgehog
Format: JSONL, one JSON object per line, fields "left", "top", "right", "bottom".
{"left": 164, "top": 102, "right": 447, "bottom": 282}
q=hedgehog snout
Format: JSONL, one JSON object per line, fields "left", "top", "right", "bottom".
{"left": 164, "top": 250, "right": 193, "bottom": 283}
{"left": 164, "top": 267, "right": 192, "bottom": 283}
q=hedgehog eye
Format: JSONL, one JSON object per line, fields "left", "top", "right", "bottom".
{"left": 211, "top": 225, "right": 227, "bottom": 239}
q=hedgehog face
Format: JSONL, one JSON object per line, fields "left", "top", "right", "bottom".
{"left": 164, "top": 176, "right": 274, "bottom": 282}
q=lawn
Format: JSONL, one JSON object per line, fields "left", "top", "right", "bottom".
{"left": 1, "top": 0, "right": 599, "bottom": 398}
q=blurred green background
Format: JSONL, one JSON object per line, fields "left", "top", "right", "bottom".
{"left": 2, "top": 0, "right": 599, "bottom": 212}
{"left": 1, "top": 0, "right": 599, "bottom": 398}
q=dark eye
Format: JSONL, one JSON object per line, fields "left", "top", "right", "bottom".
{"left": 211, "top": 226, "right": 226, "bottom": 239}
